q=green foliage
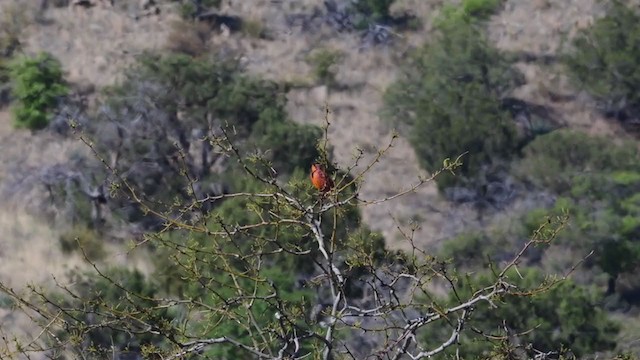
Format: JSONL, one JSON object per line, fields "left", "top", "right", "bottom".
{"left": 252, "top": 111, "right": 323, "bottom": 174}
{"left": 114, "top": 52, "right": 287, "bottom": 135}
{"left": 564, "top": 1, "right": 640, "bottom": 120}
{"left": 176, "top": 0, "right": 221, "bottom": 19}
{"left": 344, "top": 227, "right": 386, "bottom": 267}
{"left": 241, "top": 18, "right": 266, "bottom": 38}
{"left": 384, "top": 19, "right": 520, "bottom": 188}
{"left": 198, "top": 266, "right": 315, "bottom": 358}
{"left": 153, "top": 182, "right": 328, "bottom": 356}
{"left": 546, "top": 197, "right": 640, "bottom": 293}
{"left": 59, "top": 225, "right": 106, "bottom": 262}
{"left": 516, "top": 130, "right": 640, "bottom": 295}
{"left": 9, "top": 52, "right": 68, "bottom": 129}
{"left": 437, "top": 0, "right": 504, "bottom": 26}
{"left": 515, "top": 129, "right": 640, "bottom": 193}
{"left": 306, "top": 48, "right": 343, "bottom": 85}
{"left": 56, "top": 268, "right": 172, "bottom": 357}
{"left": 615, "top": 354, "right": 640, "bottom": 360}
{"left": 461, "top": 0, "right": 503, "bottom": 18}
{"left": 422, "top": 268, "right": 619, "bottom": 358}
{"left": 352, "top": 0, "right": 395, "bottom": 20}
{"left": 97, "top": 53, "right": 322, "bottom": 225}
{"left": 439, "top": 231, "right": 510, "bottom": 270}
{"left": 156, "top": 170, "right": 362, "bottom": 291}
{"left": 149, "top": 165, "right": 374, "bottom": 357}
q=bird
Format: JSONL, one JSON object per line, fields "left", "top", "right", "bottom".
{"left": 310, "top": 163, "right": 334, "bottom": 193}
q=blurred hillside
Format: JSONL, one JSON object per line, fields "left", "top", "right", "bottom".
{"left": 3, "top": 0, "right": 631, "bottom": 250}
{"left": 1, "top": 0, "right": 640, "bottom": 358}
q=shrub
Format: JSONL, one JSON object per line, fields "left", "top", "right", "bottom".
{"left": 461, "top": 0, "right": 503, "bottom": 18}
{"left": 241, "top": 18, "right": 266, "bottom": 39}
{"left": 517, "top": 130, "right": 640, "bottom": 295}
{"left": 515, "top": 129, "right": 640, "bottom": 193}
{"left": 55, "top": 268, "right": 173, "bottom": 358}
{"left": 564, "top": 1, "right": 640, "bottom": 122}
{"left": 384, "top": 19, "right": 521, "bottom": 188}
{"left": 437, "top": 0, "right": 504, "bottom": 26}
{"left": 151, "top": 172, "right": 365, "bottom": 357}
{"left": 422, "top": 268, "right": 619, "bottom": 358}
{"left": 306, "top": 48, "right": 343, "bottom": 85}
{"left": 59, "top": 225, "right": 106, "bottom": 262}
{"left": 352, "top": 0, "right": 395, "bottom": 20}
{"left": 165, "top": 19, "right": 211, "bottom": 56}
{"left": 253, "top": 112, "right": 322, "bottom": 174}
{"left": 9, "top": 52, "right": 68, "bottom": 129}
{"left": 95, "top": 53, "right": 322, "bottom": 228}
{"left": 439, "top": 231, "right": 510, "bottom": 270}
{"left": 176, "top": 0, "right": 221, "bottom": 19}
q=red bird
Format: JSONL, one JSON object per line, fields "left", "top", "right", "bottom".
{"left": 310, "top": 163, "right": 334, "bottom": 193}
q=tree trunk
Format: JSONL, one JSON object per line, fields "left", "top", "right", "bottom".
{"left": 606, "top": 275, "right": 616, "bottom": 296}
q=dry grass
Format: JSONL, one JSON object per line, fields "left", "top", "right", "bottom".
{"left": 0, "top": 209, "right": 150, "bottom": 360}
{"left": 611, "top": 312, "right": 640, "bottom": 355}
{"left": 488, "top": 0, "right": 605, "bottom": 55}
{"left": 165, "top": 18, "right": 213, "bottom": 56}
{"left": 0, "top": 202, "right": 82, "bottom": 359}
{"left": 0, "top": 107, "right": 152, "bottom": 356}
{"left": 21, "top": 1, "right": 177, "bottom": 87}
{"left": 0, "top": 208, "right": 83, "bottom": 289}
{"left": 487, "top": 0, "right": 637, "bottom": 139}
{"left": 0, "top": 110, "right": 91, "bottom": 216}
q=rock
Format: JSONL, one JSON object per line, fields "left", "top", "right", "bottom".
{"left": 196, "top": 11, "right": 243, "bottom": 32}
{"left": 71, "top": 0, "right": 94, "bottom": 8}
{"left": 140, "top": 0, "right": 155, "bottom": 10}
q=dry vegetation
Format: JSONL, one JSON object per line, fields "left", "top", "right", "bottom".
{"left": 0, "top": 0, "right": 630, "bottom": 272}
{"left": 0, "top": 0, "right": 632, "bottom": 306}
{"left": 487, "top": 0, "right": 640, "bottom": 138}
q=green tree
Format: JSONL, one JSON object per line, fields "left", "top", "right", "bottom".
{"left": 252, "top": 111, "right": 323, "bottom": 174}
{"left": 439, "top": 231, "right": 511, "bottom": 270}
{"left": 306, "top": 48, "right": 343, "bottom": 86}
{"left": 0, "top": 126, "right": 607, "bottom": 359}
{"left": 53, "top": 268, "right": 174, "bottom": 358}
{"left": 94, "top": 52, "right": 320, "bottom": 227}
{"left": 422, "top": 268, "right": 619, "bottom": 358}
{"left": 9, "top": 52, "right": 68, "bottom": 129}
{"left": 384, "top": 19, "right": 520, "bottom": 188}
{"left": 564, "top": 1, "right": 640, "bottom": 122}
{"left": 352, "top": 0, "right": 395, "bottom": 20}
{"left": 438, "top": 0, "right": 504, "bottom": 24}
{"left": 515, "top": 129, "right": 640, "bottom": 193}
{"left": 516, "top": 129, "right": 640, "bottom": 296}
